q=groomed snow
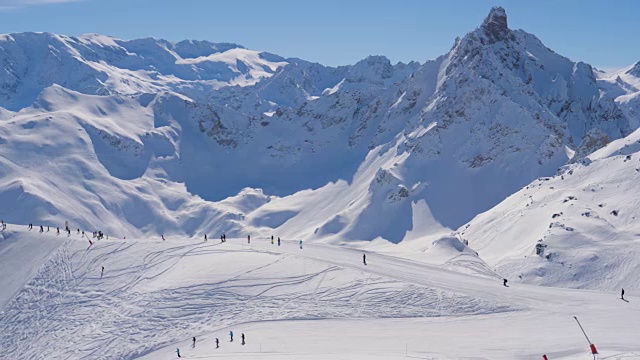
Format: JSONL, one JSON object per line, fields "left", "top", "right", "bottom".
{"left": 1, "top": 227, "right": 639, "bottom": 359}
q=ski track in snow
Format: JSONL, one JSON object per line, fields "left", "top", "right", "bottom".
{"left": 0, "top": 235, "right": 514, "bottom": 360}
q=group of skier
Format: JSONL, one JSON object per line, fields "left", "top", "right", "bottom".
{"left": 175, "top": 331, "right": 246, "bottom": 357}
{"left": 26, "top": 221, "right": 110, "bottom": 246}
{"left": 205, "top": 233, "right": 284, "bottom": 246}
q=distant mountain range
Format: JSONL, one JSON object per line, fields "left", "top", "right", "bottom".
{"left": 0, "top": 7, "right": 639, "bottom": 287}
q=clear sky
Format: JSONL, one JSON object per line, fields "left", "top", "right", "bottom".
{"left": 0, "top": 0, "right": 638, "bottom": 70}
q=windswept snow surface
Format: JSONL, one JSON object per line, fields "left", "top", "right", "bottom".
{"left": 1, "top": 229, "right": 639, "bottom": 359}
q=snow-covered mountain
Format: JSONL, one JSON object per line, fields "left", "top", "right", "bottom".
{"left": 0, "top": 32, "right": 288, "bottom": 110}
{"left": 0, "top": 7, "right": 637, "bottom": 258}
{"left": 458, "top": 126, "right": 640, "bottom": 291}
{"left": 597, "top": 62, "right": 640, "bottom": 129}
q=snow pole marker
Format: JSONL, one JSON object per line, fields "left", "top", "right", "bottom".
{"left": 573, "top": 316, "right": 598, "bottom": 359}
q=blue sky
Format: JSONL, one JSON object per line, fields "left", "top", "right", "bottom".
{"left": 0, "top": 0, "right": 638, "bottom": 69}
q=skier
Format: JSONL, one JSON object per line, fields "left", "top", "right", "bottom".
{"left": 221, "top": 235, "right": 224, "bottom": 243}
{"left": 176, "top": 348, "right": 181, "bottom": 358}
{"left": 299, "top": 239, "right": 303, "bottom": 249}
{"left": 229, "top": 330, "right": 234, "bottom": 342}
{"left": 241, "top": 333, "right": 245, "bottom": 345}
{"left": 101, "top": 266, "right": 104, "bottom": 278}
{"left": 278, "top": 237, "right": 281, "bottom": 246}
{"left": 47, "top": 226, "right": 50, "bottom": 232}
{"left": 363, "top": 254, "right": 367, "bottom": 266}
{"left": 271, "top": 235, "right": 274, "bottom": 245}
{"left": 204, "top": 234, "right": 207, "bottom": 241}
{"left": 162, "top": 235, "right": 165, "bottom": 241}
{"left": 247, "top": 235, "right": 250, "bottom": 244}
{"left": 57, "top": 227, "right": 60, "bottom": 235}
{"left": 40, "top": 225, "right": 43, "bottom": 233}
{"left": 223, "top": 234, "right": 226, "bottom": 241}
{"left": 216, "top": 338, "right": 219, "bottom": 348}
{"left": 88, "top": 239, "right": 93, "bottom": 246}
{"left": 503, "top": 278, "right": 508, "bottom": 287}
{"left": 622, "top": 288, "right": 625, "bottom": 300}
{"left": 192, "top": 336, "right": 196, "bottom": 348}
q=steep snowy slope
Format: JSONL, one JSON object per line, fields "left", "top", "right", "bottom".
{"left": 459, "top": 127, "right": 640, "bottom": 291}
{"left": 0, "top": 7, "right": 634, "bottom": 249}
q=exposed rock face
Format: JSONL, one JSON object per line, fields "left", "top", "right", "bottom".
{"left": 481, "top": 6, "right": 513, "bottom": 43}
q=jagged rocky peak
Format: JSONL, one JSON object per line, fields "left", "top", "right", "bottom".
{"left": 481, "top": 6, "right": 511, "bottom": 43}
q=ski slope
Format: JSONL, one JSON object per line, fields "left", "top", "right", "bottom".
{"left": 1, "top": 227, "right": 638, "bottom": 359}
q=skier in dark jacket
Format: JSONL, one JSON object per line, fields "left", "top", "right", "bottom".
{"left": 176, "top": 348, "right": 181, "bottom": 358}
{"left": 229, "top": 331, "right": 234, "bottom": 342}
{"left": 192, "top": 336, "right": 196, "bottom": 347}
{"left": 241, "top": 333, "right": 245, "bottom": 345}
{"left": 278, "top": 237, "right": 281, "bottom": 246}
{"left": 247, "top": 235, "right": 250, "bottom": 244}
{"left": 216, "top": 338, "right": 219, "bottom": 348}
{"left": 503, "top": 278, "right": 508, "bottom": 287}
{"left": 622, "top": 288, "right": 625, "bottom": 300}
{"left": 363, "top": 254, "right": 367, "bottom": 266}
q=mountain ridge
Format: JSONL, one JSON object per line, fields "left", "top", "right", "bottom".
{"left": 0, "top": 7, "right": 638, "bottom": 258}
